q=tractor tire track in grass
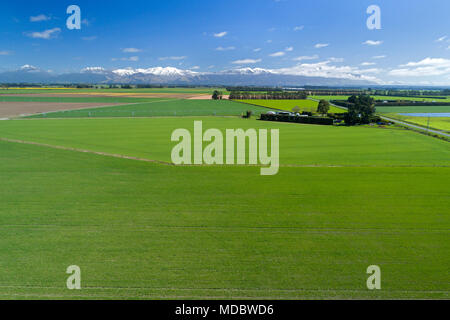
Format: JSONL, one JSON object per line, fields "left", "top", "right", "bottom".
{"left": 1, "top": 136, "right": 449, "bottom": 168}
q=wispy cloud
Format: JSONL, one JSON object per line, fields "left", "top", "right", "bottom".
{"left": 329, "top": 57, "right": 344, "bottom": 63}
{"left": 25, "top": 28, "right": 61, "bottom": 40}
{"left": 232, "top": 58, "right": 262, "bottom": 64}
{"left": 253, "top": 48, "right": 261, "bottom": 52}
{"left": 122, "top": 48, "right": 142, "bottom": 53}
{"left": 293, "top": 26, "right": 304, "bottom": 31}
{"left": 372, "top": 55, "right": 386, "bottom": 59}
{"left": 112, "top": 56, "right": 140, "bottom": 62}
{"left": 361, "top": 62, "right": 376, "bottom": 66}
{"left": 269, "top": 51, "right": 285, "bottom": 57}
{"left": 214, "top": 31, "right": 227, "bottom": 38}
{"left": 216, "top": 46, "right": 235, "bottom": 51}
{"left": 159, "top": 56, "right": 187, "bottom": 61}
{"left": 30, "top": 14, "right": 51, "bottom": 22}
{"left": 0, "top": 50, "right": 13, "bottom": 56}
{"left": 363, "top": 40, "right": 383, "bottom": 46}
{"left": 436, "top": 36, "right": 447, "bottom": 42}
{"left": 292, "top": 55, "right": 318, "bottom": 61}
{"left": 285, "top": 46, "right": 293, "bottom": 52}
{"left": 315, "top": 43, "right": 329, "bottom": 49}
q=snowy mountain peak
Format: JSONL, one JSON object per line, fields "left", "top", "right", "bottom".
{"left": 112, "top": 66, "right": 198, "bottom": 77}
{"left": 20, "top": 65, "right": 40, "bottom": 72}
{"left": 224, "top": 67, "right": 274, "bottom": 75}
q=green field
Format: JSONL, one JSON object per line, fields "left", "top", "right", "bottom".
{"left": 24, "top": 100, "right": 270, "bottom": 118}
{"left": 0, "top": 90, "right": 449, "bottom": 299}
{"left": 312, "top": 95, "right": 450, "bottom": 103}
{"left": 236, "top": 99, "right": 346, "bottom": 113}
{"left": 382, "top": 113, "right": 450, "bottom": 133}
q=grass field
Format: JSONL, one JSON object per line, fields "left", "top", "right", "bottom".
{"left": 383, "top": 113, "right": 450, "bottom": 133}
{"left": 23, "top": 100, "right": 270, "bottom": 118}
{"left": 0, "top": 89, "right": 449, "bottom": 299}
{"left": 312, "top": 95, "right": 450, "bottom": 103}
{"left": 376, "top": 106, "right": 450, "bottom": 113}
{"left": 236, "top": 99, "right": 346, "bottom": 113}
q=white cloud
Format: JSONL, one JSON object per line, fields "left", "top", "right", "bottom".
{"left": 285, "top": 46, "right": 293, "bottom": 52}
{"left": 159, "top": 56, "right": 187, "bottom": 61}
{"left": 293, "top": 26, "right": 304, "bottom": 31}
{"left": 214, "top": 31, "right": 227, "bottom": 38}
{"left": 389, "top": 57, "right": 450, "bottom": 77}
{"left": 436, "top": 36, "right": 447, "bottom": 42}
{"left": 30, "top": 14, "right": 50, "bottom": 22}
{"left": 372, "top": 55, "right": 386, "bottom": 59}
{"left": 122, "top": 48, "right": 142, "bottom": 53}
{"left": 216, "top": 46, "right": 235, "bottom": 51}
{"left": 232, "top": 58, "right": 262, "bottom": 64}
{"left": 81, "top": 67, "right": 106, "bottom": 73}
{"left": 361, "top": 62, "right": 376, "bottom": 66}
{"left": 122, "top": 56, "right": 139, "bottom": 62}
{"left": 329, "top": 57, "right": 344, "bottom": 63}
{"left": 266, "top": 40, "right": 272, "bottom": 43}
{"left": 314, "top": 43, "right": 329, "bottom": 49}
{"left": 26, "top": 28, "right": 61, "bottom": 39}
{"left": 363, "top": 40, "right": 383, "bottom": 46}
{"left": 269, "top": 51, "right": 285, "bottom": 57}
{"left": 274, "top": 60, "right": 380, "bottom": 82}
{"left": 190, "top": 66, "right": 200, "bottom": 70}
{"left": 0, "top": 50, "right": 13, "bottom": 55}
{"left": 292, "top": 55, "right": 318, "bottom": 61}
{"left": 253, "top": 48, "right": 261, "bottom": 52}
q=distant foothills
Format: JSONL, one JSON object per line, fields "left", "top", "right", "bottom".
{"left": 0, "top": 65, "right": 382, "bottom": 87}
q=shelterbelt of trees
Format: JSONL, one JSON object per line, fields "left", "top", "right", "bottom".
{"left": 229, "top": 91, "right": 308, "bottom": 100}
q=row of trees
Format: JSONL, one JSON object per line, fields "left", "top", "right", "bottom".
{"left": 229, "top": 91, "right": 308, "bottom": 100}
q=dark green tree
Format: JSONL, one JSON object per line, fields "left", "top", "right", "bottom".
{"left": 317, "top": 100, "right": 330, "bottom": 115}
{"left": 212, "top": 90, "right": 223, "bottom": 100}
{"left": 344, "top": 95, "right": 376, "bottom": 125}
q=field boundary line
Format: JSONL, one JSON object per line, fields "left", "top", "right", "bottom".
{"left": 1, "top": 137, "right": 448, "bottom": 168}
{"left": 17, "top": 98, "right": 180, "bottom": 119}
{"left": 0, "top": 137, "right": 174, "bottom": 166}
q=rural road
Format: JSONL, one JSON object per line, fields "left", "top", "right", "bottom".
{"left": 309, "top": 98, "right": 450, "bottom": 138}
{"left": 379, "top": 115, "right": 450, "bottom": 138}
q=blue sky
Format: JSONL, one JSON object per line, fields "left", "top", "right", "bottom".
{"left": 1, "top": 0, "right": 450, "bottom": 85}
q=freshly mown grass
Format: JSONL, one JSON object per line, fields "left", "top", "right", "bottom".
{"left": 236, "top": 99, "right": 346, "bottom": 114}
{"left": 24, "top": 100, "right": 270, "bottom": 118}
{"left": 2, "top": 117, "right": 449, "bottom": 167}
{"left": 0, "top": 137, "right": 448, "bottom": 299}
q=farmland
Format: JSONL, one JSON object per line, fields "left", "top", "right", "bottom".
{"left": 0, "top": 88, "right": 449, "bottom": 299}
{"left": 24, "top": 100, "right": 270, "bottom": 118}
{"left": 236, "top": 99, "right": 346, "bottom": 113}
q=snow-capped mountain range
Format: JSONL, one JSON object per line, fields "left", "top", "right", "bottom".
{"left": 0, "top": 65, "right": 376, "bottom": 86}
